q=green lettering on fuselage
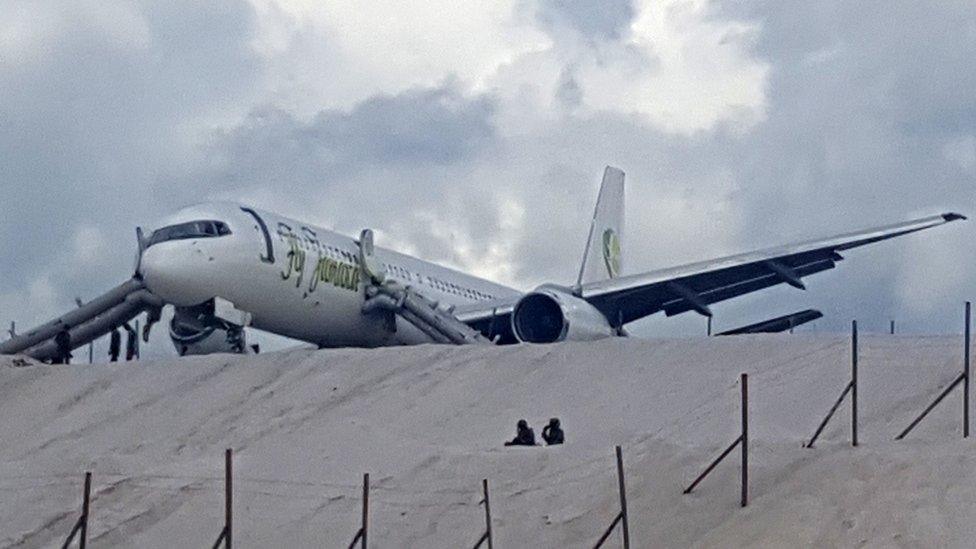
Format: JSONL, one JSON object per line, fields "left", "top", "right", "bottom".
{"left": 281, "top": 238, "right": 306, "bottom": 288}
{"left": 280, "top": 236, "right": 360, "bottom": 295}
{"left": 310, "top": 256, "right": 360, "bottom": 293}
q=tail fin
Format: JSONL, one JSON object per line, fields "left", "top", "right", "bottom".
{"left": 576, "top": 166, "right": 625, "bottom": 286}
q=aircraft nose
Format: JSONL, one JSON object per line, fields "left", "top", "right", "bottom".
{"left": 139, "top": 244, "right": 210, "bottom": 306}
{"left": 139, "top": 245, "right": 172, "bottom": 297}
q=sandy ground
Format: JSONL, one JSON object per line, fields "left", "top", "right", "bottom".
{"left": 1, "top": 334, "right": 974, "bottom": 548}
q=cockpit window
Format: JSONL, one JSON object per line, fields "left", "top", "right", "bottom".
{"left": 148, "top": 220, "right": 231, "bottom": 247}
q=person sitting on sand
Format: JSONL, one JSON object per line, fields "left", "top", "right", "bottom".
{"left": 542, "top": 418, "right": 564, "bottom": 446}
{"left": 504, "top": 419, "right": 536, "bottom": 446}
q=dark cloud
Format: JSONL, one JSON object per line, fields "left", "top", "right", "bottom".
{"left": 700, "top": 0, "right": 976, "bottom": 332}
{"left": 534, "top": 0, "right": 636, "bottom": 42}
{"left": 0, "top": 0, "right": 262, "bottom": 310}
{"left": 193, "top": 84, "right": 496, "bottom": 193}
{"left": 171, "top": 83, "right": 504, "bottom": 283}
{"left": 2, "top": 0, "right": 975, "bottom": 354}
{"left": 555, "top": 66, "right": 583, "bottom": 109}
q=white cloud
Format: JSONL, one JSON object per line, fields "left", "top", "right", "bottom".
{"left": 0, "top": 0, "right": 150, "bottom": 66}
{"left": 247, "top": 0, "right": 768, "bottom": 134}
{"left": 72, "top": 225, "right": 111, "bottom": 266}
{"left": 943, "top": 135, "right": 976, "bottom": 172}
{"left": 248, "top": 0, "right": 548, "bottom": 116}
{"left": 894, "top": 227, "right": 970, "bottom": 318}
{"left": 0, "top": 276, "right": 59, "bottom": 331}
{"left": 582, "top": 0, "right": 768, "bottom": 133}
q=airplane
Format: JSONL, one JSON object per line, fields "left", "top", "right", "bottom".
{"left": 0, "top": 166, "right": 966, "bottom": 360}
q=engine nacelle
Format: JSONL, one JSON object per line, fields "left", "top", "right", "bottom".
{"left": 170, "top": 303, "right": 247, "bottom": 356}
{"left": 511, "top": 285, "right": 616, "bottom": 343}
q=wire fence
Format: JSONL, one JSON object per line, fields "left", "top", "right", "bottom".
{"left": 13, "top": 302, "right": 975, "bottom": 547}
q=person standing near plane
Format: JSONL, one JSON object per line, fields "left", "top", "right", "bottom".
{"left": 108, "top": 329, "right": 121, "bottom": 362}
{"left": 505, "top": 419, "right": 536, "bottom": 446}
{"left": 53, "top": 327, "right": 72, "bottom": 365}
{"left": 124, "top": 324, "right": 137, "bottom": 361}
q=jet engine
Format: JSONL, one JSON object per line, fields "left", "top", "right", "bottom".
{"left": 511, "top": 285, "right": 616, "bottom": 343}
{"left": 170, "top": 302, "right": 247, "bottom": 356}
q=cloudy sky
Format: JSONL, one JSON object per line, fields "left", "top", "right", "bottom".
{"left": 1, "top": 0, "right": 974, "bottom": 354}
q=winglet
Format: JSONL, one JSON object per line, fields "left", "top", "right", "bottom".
{"left": 943, "top": 212, "right": 967, "bottom": 222}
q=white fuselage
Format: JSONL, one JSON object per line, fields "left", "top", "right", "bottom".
{"left": 138, "top": 203, "right": 520, "bottom": 347}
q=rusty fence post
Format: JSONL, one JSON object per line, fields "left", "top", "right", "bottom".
{"left": 805, "top": 326, "right": 857, "bottom": 448}
{"left": 740, "top": 373, "right": 748, "bottom": 508}
{"left": 852, "top": 321, "right": 858, "bottom": 447}
{"left": 211, "top": 449, "right": 232, "bottom": 549}
{"left": 593, "top": 446, "right": 631, "bottom": 548}
{"left": 616, "top": 446, "right": 631, "bottom": 547}
{"left": 362, "top": 473, "right": 369, "bottom": 549}
{"left": 683, "top": 374, "right": 749, "bottom": 508}
{"left": 348, "top": 473, "right": 369, "bottom": 549}
{"left": 473, "top": 479, "right": 494, "bottom": 549}
{"left": 965, "top": 301, "right": 971, "bottom": 438}
{"left": 60, "top": 472, "right": 91, "bottom": 549}
{"left": 896, "top": 305, "right": 973, "bottom": 441}
{"left": 81, "top": 471, "right": 91, "bottom": 549}
{"left": 225, "top": 448, "right": 233, "bottom": 549}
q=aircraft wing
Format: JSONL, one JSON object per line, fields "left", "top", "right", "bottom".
{"left": 580, "top": 213, "right": 966, "bottom": 324}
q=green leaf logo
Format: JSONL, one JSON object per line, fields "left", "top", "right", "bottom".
{"left": 602, "top": 228, "right": 620, "bottom": 278}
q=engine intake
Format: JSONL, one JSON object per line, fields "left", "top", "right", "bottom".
{"left": 511, "top": 286, "right": 615, "bottom": 343}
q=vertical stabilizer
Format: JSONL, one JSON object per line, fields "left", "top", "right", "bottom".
{"left": 576, "top": 166, "right": 625, "bottom": 286}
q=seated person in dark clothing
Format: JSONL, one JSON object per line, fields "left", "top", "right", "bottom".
{"left": 504, "top": 419, "right": 536, "bottom": 446}
{"left": 542, "top": 418, "right": 564, "bottom": 446}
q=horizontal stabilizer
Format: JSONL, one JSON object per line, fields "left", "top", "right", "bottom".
{"left": 716, "top": 309, "right": 823, "bottom": 336}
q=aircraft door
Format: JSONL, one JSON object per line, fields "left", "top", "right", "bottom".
{"left": 240, "top": 207, "right": 276, "bottom": 264}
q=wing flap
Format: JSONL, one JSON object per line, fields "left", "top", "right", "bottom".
{"left": 661, "top": 257, "right": 837, "bottom": 318}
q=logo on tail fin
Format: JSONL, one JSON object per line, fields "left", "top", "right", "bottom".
{"left": 602, "top": 228, "right": 621, "bottom": 278}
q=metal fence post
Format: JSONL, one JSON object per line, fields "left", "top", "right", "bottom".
{"left": 225, "top": 448, "right": 232, "bottom": 549}
{"left": 805, "top": 382, "right": 853, "bottom": 448}
{"left": 61, "top": 473, "right": 92, "bottom": 549}
{"left": 683, "top": 374, "right": 750, "bottom": 503}
{"left": 965, "top": 302, "right": 971, "bottom": 438}
{"left": 362, "top": 473, "right": 369, "bottom": 549}
{"left": 740, "top": 374, "right": 748, "bottom": 507}
{"left": 852, "top": 321, "right": 858, "bottom": 447}
{"left": 593, "top": 446, "right": 631, "bottom": 549}
{"left": 483, "top": 479, "right": 493, "bottom": 549}
{"left": 616, "top": 446, "right": 630, "bottom": 548}
{"left": 896, "top": 372, "right": 967, "bottom": 440}
{"left": 80, "top": 472, "right": 91, "bottom": 549}
{"left": 346, "top": 473, "right": 369, "bottom": 549}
